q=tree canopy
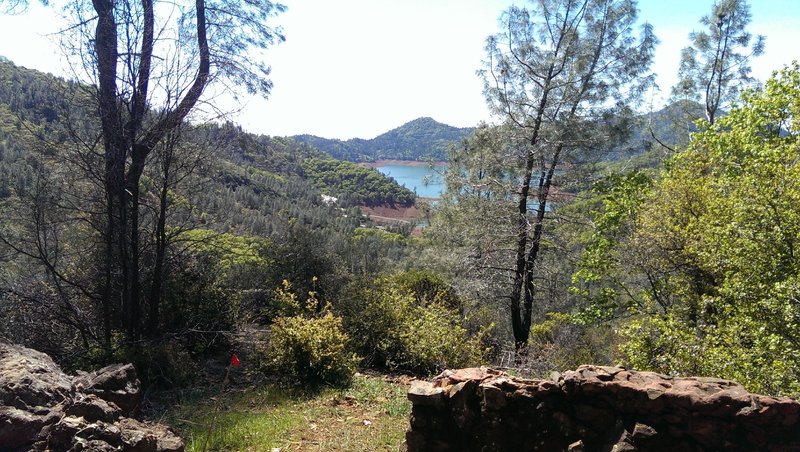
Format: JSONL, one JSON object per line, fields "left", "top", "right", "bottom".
{"left": 577, "top": 63, "right": 800, "bottom": 397}
{"left": 673, "top": 0, "right": 764, "bottom": 124}
{"left": 450, "top": 0, "right": 657, "bottom": 348}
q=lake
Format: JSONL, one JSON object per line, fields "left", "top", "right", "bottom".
{"left": 375, "top": 162, "right": 548, "bottom": 212}
{"left": 376, "top": 163, "right": 446, "bottom": 199}
{"left": 374, "top": 161, "right": 551, "bottom": 224}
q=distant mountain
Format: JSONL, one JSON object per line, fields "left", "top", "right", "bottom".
{"left": 293, "top": 117, "right": 474, "bottom": 162}
{"left": 597, "top": 100, "right": 706, "bottom": 169}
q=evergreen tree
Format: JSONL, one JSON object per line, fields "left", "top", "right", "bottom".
{"left": 673, "top": 0, "right": 765, "bottom": 124}
{"left": 446, "top": 0, "right": 656, "bottom": 349}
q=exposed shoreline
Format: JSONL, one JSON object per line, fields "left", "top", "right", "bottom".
{"left": 362, "top": 159, "right": 447, "bottom": 168}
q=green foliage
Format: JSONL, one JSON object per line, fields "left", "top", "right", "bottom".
{"left": 385, "top": 268, "right": 462, "bottom": 311}
{"left": 428, "top": 124, "right": 524, "bottom": 330}
{"left": 339, "top": 271, "right": 488, "bottom": 375}
{"left": 301, "top": 157, "right": 415, "bottom": 206}
{"left": 264, "top": 223, "right": 346, "bottom": 304}
{"left": 571, "top": 171, "right": 653, "bottom": 322}
{"left": 261, "top": 279, "right": 305, "bottom": 320}
{"left": 77, "top": 333, "right": 198, "bottom": 388}
{"left": 673, "top": 0, "right": 765, "bottom": 124}
{"left": 615, "top": 64, "right": 800, "bottom": 397}
{"left": 265, "top": 311, "right": 358, "bottom": 387}
{"left": 526, "top": 312, "right": 614, "bottom": 373}
{"left": 156, "top": 229, "right": 276, "bottom": 351}
{"left": 352, "top": 227, "right": 405, "bottom": 245}
{"left": 160, "top": 253, "right": 238, "bottom": 356}
{"left": 619, "top": 306, "right": 800, "bottom": 398}
{"left": 178, "top": 229, "right": 271, "bottom": 273}
{"left": 261, "top": 282, "right": 357, "bottom": 386}
{"left": 617, "top": 313, "right": 702, "bottom": 376}
{"left": 120, "top": 339, "right": 199, "bottom": 388}
{"left": 348, "top": 227, "right": 408, "bottom": 275}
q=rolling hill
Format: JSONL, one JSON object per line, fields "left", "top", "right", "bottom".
{"left": 293, "top": 117, "right": 474, "bottom": 162}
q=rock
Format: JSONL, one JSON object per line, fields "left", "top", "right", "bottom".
{"left": 479, "top": 383, "right": 507, "bottom": 410}
{"left": 74, "top": 363, "right": 142, "bottom": 416}
{"left": 0, "top": 405, "right": 61, "bottom": 449}
{"left": 631, "top": 422, "right": 657, "bottom": 440}
{"left": 73, "top": 438, "right": 121, "bottom": 451}
{"left": 119, "top": 418, "right": 159, "bottom": 450}
{"left": 611, "top": 441, "right": 638, "bottom": 452}
{"left": 448, "top": 380, "right": 478, "bottom": 429}
{"left": 574, "top": 403, "right": 615, "bottom": 432}
{"left": 0, "top": 341, "right": 74, "bottom": 409}
{"left": 65, "top": 394, "right": 123, "bottom": 422}
{"left": 405, "top": 364, "right": 800, "bottom": 452}
{"left": 567, "top": 440, "right": 584, "bottom": 451}
{"left": 0, "top": 341, "right": 184, "bottom": 452}
{"left": 408, "top": 380, "right": 445, "bottom": 408}
{"left": 40, "top": 415, "right": 87, "bottom": 449}
{"left": 433, "top": 367, "right": 502, "bottom": 386}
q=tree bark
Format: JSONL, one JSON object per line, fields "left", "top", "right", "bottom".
{"left": 91, "top": 0, "right": 211, "bottom": 344}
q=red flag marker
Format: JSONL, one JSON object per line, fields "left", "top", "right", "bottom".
{"left": 230, "top": 353, "right": 240, "bottom": 368}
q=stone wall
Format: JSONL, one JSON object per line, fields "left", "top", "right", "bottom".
{"left": 405, "top": 366, "right": 799, "bottom": 451}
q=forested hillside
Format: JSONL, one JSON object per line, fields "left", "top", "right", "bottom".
{"left": 0, "top": 60, "right": 414, "bottom": 222}
{"left": 0, "top": 58, "right": 458, "bottom": 379}
{"left": 294, "top": 116, "right": 474, "bottom": 162}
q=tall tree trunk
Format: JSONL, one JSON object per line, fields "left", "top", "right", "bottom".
{"left": 92, "top": 0, "right": 210, "bottom": 345}
{"left": 509, "top": 77, "right": 553, "bottom": 350}
{"left": 93, "top": 0, "right": 127, "bottom": 344}
{"left": 508, "top": 4, "right": 608, "bottom": 350}
{"left": 147, "top": 165, "right": 169, "bottom": 336}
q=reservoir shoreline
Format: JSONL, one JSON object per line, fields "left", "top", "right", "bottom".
{"left": 362, "top": 159, "right": 447, "bottom": 169}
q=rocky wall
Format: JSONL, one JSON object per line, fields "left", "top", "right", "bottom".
{"left": 405, "top": 366, "right": 800, "bottom": 451}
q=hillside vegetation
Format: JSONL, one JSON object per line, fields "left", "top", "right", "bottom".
{"left": 0, "top": 58, "right": 487, "bottom": 390}
{"left": 294, "top": 117, "right": 474, "bottom": 162}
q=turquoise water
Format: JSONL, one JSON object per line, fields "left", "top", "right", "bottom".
{"left": 376, "top": 164, "right": 446, "bottom": 199}
{"left": 375, "top": 163, "right": 549, "bottom": 212}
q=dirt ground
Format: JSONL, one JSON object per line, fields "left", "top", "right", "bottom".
{"left": 359, "top": 204, "right": 423, "bottom": 224}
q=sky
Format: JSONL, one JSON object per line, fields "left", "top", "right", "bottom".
{"left": 0, "top": 0, "right": 798, "bottom": 140}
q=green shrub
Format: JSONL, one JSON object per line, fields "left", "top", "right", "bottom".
{"left": 265, "top": 310, "right": 357, "bottom": 387}
{"left": 161, "top": 254, "right": 236, "bottom": 356}
{"left": 618, "top": 310, "right": 800, "bottom": 398}
{"left": 388, "top": 269, "right": 462, "bottom": 311}
{"left": 80, "top": 334, "right": 198, "bottom": 388}
{"left": 260, "top": 279, "right": 306, "bottom": 321}
{"left": 123, "top": 339, "right": 198, "bottom": 388}
{"left": 340, "top": 272, "right": 489, "bottom": 375}
{"left": 524, "top": 312, "right": 614, "bottom": 375}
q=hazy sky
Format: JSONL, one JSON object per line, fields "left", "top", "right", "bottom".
{"left": 0, "top": 0, "right": 798, "bottom": 139}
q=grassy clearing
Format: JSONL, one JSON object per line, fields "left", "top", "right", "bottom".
{"left": 153, "top": 374, "right": 412, "bottom": 451}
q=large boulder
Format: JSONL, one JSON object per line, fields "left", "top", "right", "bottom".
{"left": 0, "top": 340, "right": 184, "bottom": 452}
{"left": 0, "top": 342, "right": 74, "bottom": 410}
